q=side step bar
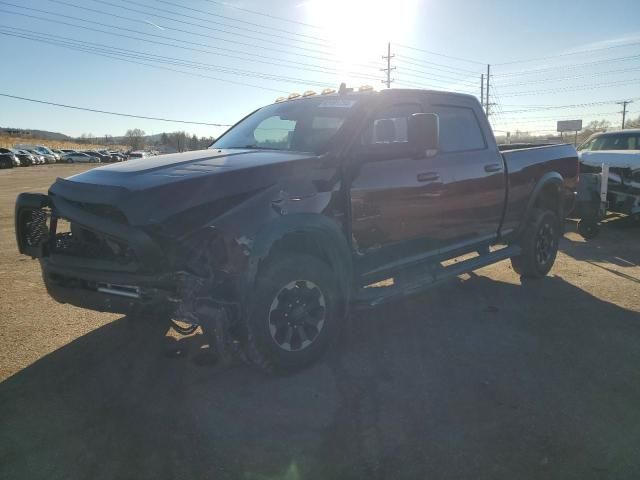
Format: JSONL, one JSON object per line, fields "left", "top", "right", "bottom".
{"left": 353, "top": 245, "right": 521, "bottom": 309}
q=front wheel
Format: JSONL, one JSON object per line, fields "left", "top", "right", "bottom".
{"left": 244, "top": 254, "right": 341, "bottom": 374}
{"left": 511, "top": 208, "right": 560, "bottom": 278}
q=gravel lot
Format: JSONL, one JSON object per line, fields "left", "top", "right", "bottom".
{"left": 1, "top": 165, "right": 639, "bottom": 479}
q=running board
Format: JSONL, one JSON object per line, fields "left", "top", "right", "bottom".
{"left": 354, "top": 245, "right": 521, "bottom": 308}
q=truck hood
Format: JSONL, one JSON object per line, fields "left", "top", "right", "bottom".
{"left": 49, "top": 148, "right": 321, "bottom": 226}
{"left": 579, "top": 150, "right": 640, "bottom": 170}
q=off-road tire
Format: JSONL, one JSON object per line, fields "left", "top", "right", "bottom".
{"left": 511, "top": 208, "right": 560, "bottom": 278}
{"left": 244, "top": 254, "right": 340, "bottom": 374}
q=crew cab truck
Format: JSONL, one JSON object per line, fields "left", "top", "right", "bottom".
{"left": 15, "top": 87, "right": 578, "bottom": 372}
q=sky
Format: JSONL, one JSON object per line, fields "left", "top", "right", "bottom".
{"left": 0, "top": 0, "right": 639, "bottom": 140}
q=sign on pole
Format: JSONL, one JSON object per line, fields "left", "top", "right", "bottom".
{"left": 557, "top": 120, "right": 583, "bottom": 132}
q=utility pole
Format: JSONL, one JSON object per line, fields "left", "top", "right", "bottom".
{"left": 618, "top": 100, "right": 633, "bottom": 129}
{"left": 486, "top": 64, "right": 491, "bottom": 118}
{"left": 381, "top": 42, "right": 395, "bottom": 89}
{"left": 480, "top": 74, "right": 484, "bottom": 109}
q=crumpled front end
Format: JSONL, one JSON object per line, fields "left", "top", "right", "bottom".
{"left": 14, "top": 190, "right": 240, "bottom": 316}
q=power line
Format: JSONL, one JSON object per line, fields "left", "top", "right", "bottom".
{"left": 493, "top": 65, "right": 640, "bottom": 87}
{"left": 154, "top": 0, "right": 330, "bottom": 45}
{"left": 46, "top": 0, "right": 476, "bottom": 78}
{"left": 394, "top": 64, "right": 479, "bottom": 86}
{"left": 496, "top": 111, "right": 624, "bottom": 122}
{"left": 500, "top": 97, "right": 640, "bottom": 114}
{"left": 0, "top": 6, "right": 382, "bottom": 82}
{"left": 493, "top": 53, "right": 640, "bottom": 77}
{"left": 20, "top": 2, "right": 481, "bottom": 89}
{"left": 394, "top": 78, "right": 476, "bottom": 95}
{"left": 493, "top": 39, "right": 640, "bottom": 66}
{"left": 0, "top": 93, "right": 233, "bottom": 126}
{"left": 499, "top": 77, "right": 640, "bottom": 97}
{"left": 395, "top": 54, "right": 480, "bottom": 76}
{"left": 394, "top": 43, "right": 486, "bottom": 65}
{"left": 87, "top": 0, "right": 335, "bottom": 57}
{"left": 0, "top": 27, "right": 337, "bottom": 88}
{"left": 199, "top": 0, "right": 325, "bottom": 30}
{"left": 0, "top": 30, "right": 291, "bottom": 93}
{"left": 43, "top": 0, "right": 380, "bottom": 71}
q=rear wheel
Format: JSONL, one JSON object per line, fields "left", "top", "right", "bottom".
{"left": 244, "top": 254, "right": 340, "bottom": 374}
{"left": 0, "top": 158, "right": 12, "bottom": 169}
{"left": 511, "top": 208, "right": 560, "bottom": 278}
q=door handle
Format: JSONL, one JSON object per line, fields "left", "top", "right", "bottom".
{"left": 484, "top": 163, "right": 503, "bottom": 173}
{"left": 417, "top": 172, "right": 440, "bottom": 182}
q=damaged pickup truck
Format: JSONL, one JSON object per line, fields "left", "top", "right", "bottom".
{"left": 15, "top": 86, "right": 578, "bottom": 372}
{"left": 579, "top": 129, "right": 640, "bottom": 219}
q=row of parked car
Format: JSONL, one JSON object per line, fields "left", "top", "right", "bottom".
{"left": 0, "top": 144, "right": 131, "bottom": 168}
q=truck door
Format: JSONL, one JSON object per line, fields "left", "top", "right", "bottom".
{"left": 349, "top": 98, "right": 452, "bottom": 275}
{"left": 425, "top": 101, "right": 506, "bottom": 250}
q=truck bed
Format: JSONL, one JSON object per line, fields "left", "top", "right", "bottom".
{"left": 499, "top": 143, "right": 579, "bottom": 233}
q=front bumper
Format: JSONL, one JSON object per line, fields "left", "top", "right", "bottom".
{"left": 16, "top": 192, "right": 241, "bottom": 316}
{"left": 15, "top": 192, "right": 177, "bottom": 314}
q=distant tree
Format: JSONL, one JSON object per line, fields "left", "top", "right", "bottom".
{"left": 625, "top": 115, "right": 640, "bottom": 129}
{"left": 576, "top": 119, "right": 611, "bottom": 144}
{"left": 160, "top": 132, "right": 169, "bottom": 145}
{"left": 199, "top": 136, "right": 215, "bottom": 149}
{"left": 125, "top": 128, "right": 146, "bottom": 150}
{"left": 167, "top": 131, "right": 188, "bottom": 152}
{"left": 189, "top": 134, "right": 199, "bottom": 150}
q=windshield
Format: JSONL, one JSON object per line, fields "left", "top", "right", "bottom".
{"left": 212, "top": 96, "right": 358, "bottom": 154}
{"left": 580, "top": 133, "right": 640, "bottom": 151}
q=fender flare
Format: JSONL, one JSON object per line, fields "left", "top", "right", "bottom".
{"left": 519, "top": 172, "right": 565, "bottom": 235}
{"left": 246, "top": 213, "right": 353, "bottom": 301}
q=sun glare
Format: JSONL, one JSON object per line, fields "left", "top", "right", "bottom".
{"left": 302, "top": 0, "right": 419, "bottom": 84}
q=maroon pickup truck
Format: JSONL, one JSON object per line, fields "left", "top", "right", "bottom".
{"left": 15, "top": 86, "right": 578, "bottom": 372}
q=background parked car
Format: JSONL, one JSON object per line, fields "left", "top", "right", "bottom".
{"left": 27, "top": 149, "right": 55, "bottom": 164}
{"left": 13, "top": 149, "right": 34, "bottom": 166}
{"left": 15, "top": 144, "right": 60, "bottom": 161}
{"left": 99, "top": 150, "right": 124, "bottom": 162}
{"left": 32, "top": 151, "right": 45, "bottom": 165}
{"left": 51, "top": 149, "right": 66, "bottom": 160}
{"left": 128, "top": 151, "right": 148, "bottom": 159}
{"left": 63, "top": 152, "right": 100, "bottom": 163}
{"left": 0, "top": 148, "right": 20, "bottom": 168}
{"left": 83, "top": 150, "right": 112, "bottom": 163}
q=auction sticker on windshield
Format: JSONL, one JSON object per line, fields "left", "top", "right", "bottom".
{"left": 318, "top": 99, "right": 356, "bottom": 108}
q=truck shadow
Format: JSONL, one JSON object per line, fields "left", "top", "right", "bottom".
{"left": 1, "top": 274, "right": 640, "bottom": 480}
{"left": 560, "top": 220, "right": 639, "bottom": 283}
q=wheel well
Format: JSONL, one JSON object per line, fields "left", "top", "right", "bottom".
{"left": 534, "top": 182, "right": 562, "bottom": 218}
{"left": 257, "top": 229, "right": 352, "bottom": 298}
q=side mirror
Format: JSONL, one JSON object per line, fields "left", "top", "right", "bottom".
{"left": 408, "top": 113, "right": 439, "bottom": 156}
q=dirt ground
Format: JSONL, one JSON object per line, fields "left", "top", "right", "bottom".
{"left": 0, "top": 165, "right": 639, "bottom": 480}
